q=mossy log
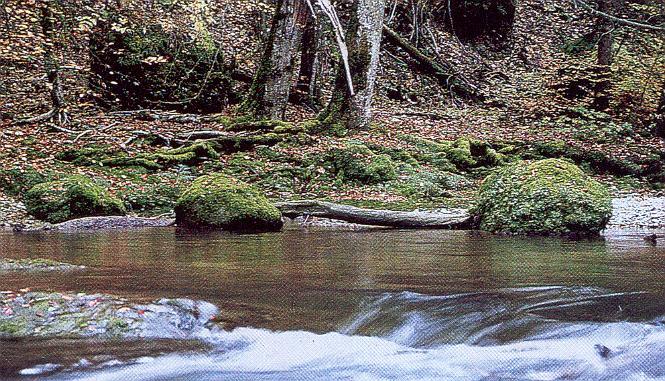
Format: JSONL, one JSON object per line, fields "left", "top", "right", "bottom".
{"left": 276, "top": 200, "right": 471, "bottom": 228}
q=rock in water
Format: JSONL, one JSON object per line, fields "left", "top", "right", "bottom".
{"left": 175, "top": 174, "right": 283, "bottom": 232}
{"left": 24, "top": 176, "right": 126, "bottom": 224}
{"left": 474, "top": 159, "right": 612, "bottom": 235}
{"left": 0, "top": 291, "right": 220, "bottom": 340}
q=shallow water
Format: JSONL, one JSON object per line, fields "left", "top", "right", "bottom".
{"left": 1, "top": 227, "right": 664, "bottom": 380}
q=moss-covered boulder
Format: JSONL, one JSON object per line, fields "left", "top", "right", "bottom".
{"left": 175, "top": 174, "right": 283, "bottom": 232}
{"left": 474, "top": 159, "right": 612, "bottom": 235}
{"left": 25, "top": 176, "right": 126, "bottom": 223}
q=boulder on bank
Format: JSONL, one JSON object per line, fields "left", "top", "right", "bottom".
{"left": 175, "top": 174, "right": 283, "bottom": 232}
{"left": 474, "top": 159, "right": 612, "bottom": 235}
{"left": 24, "top": 176, "right": 126, "bottom": 224}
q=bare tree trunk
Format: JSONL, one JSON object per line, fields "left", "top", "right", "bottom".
{"left": 655, "top": 83, "right": 665, "bottom": 138}
{"left": 593, "top": 0, "right": 614, "bottom": 110}
{"left": 292, "top": 17, "right": 323, "bottom": 110}
{"left": 17, "top": 0, "right": 69, "bottom": 125}
{"left": 242, "top": 0, "right": 309, "bottom": 120}
{"left": 320, "top": 0, "right": 387, "bottom": 130}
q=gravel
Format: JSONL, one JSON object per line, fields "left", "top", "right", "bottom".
{"left": 608, "top": 197, "right": 665, "bottom": 229}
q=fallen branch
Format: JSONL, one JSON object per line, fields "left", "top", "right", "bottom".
{"left": 571, "top": 0, "right": 664, "bottom": 31}
{"left": 109, "top": 110, "right": 223, "bottom": 123}
{"left": 382, "top": 25, "right": 478, "bottom": 99}
{"left": 276, "top": 200, "right": 471, "bottom": 228}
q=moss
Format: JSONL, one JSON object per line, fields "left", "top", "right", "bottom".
{"left": 0, "top": 319, "right": 26, "bottom": 336}
{"left": 326, "top": 143, "right": 398, "bottom": 185}
{"left": 25, "top": 176, "right": 126, "bottom": 223}
{"left": 175, "top": 173, "right": 283, "bottom": 232}
{"left": 397, "top": 170, "right": 471, "bottom": 199}
{"left": 0, "top": 167, "right": 52, "bottom": 197}
{"left": 473, "top": 159, "right": 612, "bottom": 235}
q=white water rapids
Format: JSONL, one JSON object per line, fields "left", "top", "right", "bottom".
{"left": 39, "top": 287, "right": 665, "bottom": 381}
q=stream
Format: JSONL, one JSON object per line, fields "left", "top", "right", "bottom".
{"left": 0, "top": 227, "right": 664, "bottom": 380}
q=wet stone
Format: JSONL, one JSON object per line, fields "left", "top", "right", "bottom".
{"left": 0, "top": 258, "right": 85, "bottom": 272}
{"left": 0, "top": 291, "right": 220, "bottom": 340}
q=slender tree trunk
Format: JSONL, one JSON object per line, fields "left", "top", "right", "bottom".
{"left": 655, "top": 83, "right": 665, "bottom": 138}
{"left": 593, "top": 0, "right": 614, "bottom": 110}
{"left": 320, "top": 0, "right": 387, "bottom": 130}
{"left": 242, "top": 0, "right": 308, "bottom": 120}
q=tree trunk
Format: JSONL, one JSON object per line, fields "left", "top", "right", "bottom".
{"left": 292, "top": 17, "right": 323, "bottom": 110}
{"left": 320, "top": 0, "right": 387, "bottom": 130}
{"left": 276, "top": 200, "right": 471, "bottom": 228}
{"left": 17, "top": 0, "right": 68, "bottom": 125}
{"left": 655, "top": 83, "right": 665, "bottom": 138}
{"left": 593, "top": 0, "right": 614, "bottom": 110}
{"left": 242, "top": 0, "right": 309, "bottom": 120}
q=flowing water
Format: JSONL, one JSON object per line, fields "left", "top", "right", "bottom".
{"left": 1, "top": 226, "right": 665, "bottom": 380}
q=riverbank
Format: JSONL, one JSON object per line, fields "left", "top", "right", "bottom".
{"left": 3, "top": 193, "right": 664, "bottom": 231}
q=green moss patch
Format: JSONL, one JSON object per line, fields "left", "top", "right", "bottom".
{"left": 325, "top": 143, "right": 398, "bottom": 185}
{"left": 24, "top": 176, "right": 126, "bottom": 223}
{"left": 175, "top": 173, "right": 283, "bottom": 232}
{"left": 474, "top": 159, "right": 612, "bottom": 235}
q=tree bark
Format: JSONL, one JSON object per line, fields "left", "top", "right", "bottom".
{"left": 276, "top": 200, "right": 471, "bottom": 228}
{"left": 16, "top": 0, "right": 68, "bottom": 125}
{"left": 292, "top": 16, "right": 323, "bottom": 110}
{"left": 320, "top": 0, "right": 387, "bottom": 130}
{"left": 593, "top": 0, "right": 614, "bottom": 110}
{"left": 242, "top": 0, "right": 309, "bottom": 120}
{"left": 655, "top": 83, "right": 665, "bottom": 138}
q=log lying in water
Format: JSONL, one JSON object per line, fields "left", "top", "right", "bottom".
{"left": 275, "top": 200, "right": 471, "bottom": 229}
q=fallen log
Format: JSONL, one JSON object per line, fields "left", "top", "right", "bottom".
{"left": 275, "top": 200, "right": 471, "bottom": 228}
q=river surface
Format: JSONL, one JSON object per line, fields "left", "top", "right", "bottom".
{"left": 1, "top": 226, "right": 665, "bottom": 380}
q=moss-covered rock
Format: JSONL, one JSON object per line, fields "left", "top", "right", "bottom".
{"left": 175, "top": 174, "right": 283, "bottom": 232}
{"left": 326, "top": 143, "right": 398, "bottom": 185}
{"left": 474, "top": 159, "right": 612, "bottom": 235}
{"left": 24, "top": 176, "right": 126, "bottom": 223}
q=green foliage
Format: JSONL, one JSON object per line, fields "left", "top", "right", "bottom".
{"left": 175, "top": 173, "right": 283, "bottom": 231}
{"left": 474, "top": 159, "right": 612, "bottom": 235}
{"left": 326, "top": 143, "right": 398, "bottom": 185}
{"left": 25, "top": 176, "right": 126, "bottom": 223}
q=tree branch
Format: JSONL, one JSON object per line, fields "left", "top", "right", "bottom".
{"left": 571, "top": 0, "right": 665, "bottom": 31}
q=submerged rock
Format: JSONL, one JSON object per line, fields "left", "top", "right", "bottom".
{"left": 474, "top": 159, "right": 612, "bottom": 235}
{"left": 17, "top": 216, "right": 175, "bottom": 232}
{"left": 0, "top": 291, "right": 219, "bottom": 340}
{"left": 175, "top": 174, "right": 283, "bottom": 232}
{"left": 24, "top": 176, "right": 126, "bottom": 224}
{"left": 0, "top": 258, "right": 85, "bottom": 272}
